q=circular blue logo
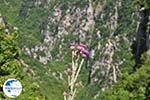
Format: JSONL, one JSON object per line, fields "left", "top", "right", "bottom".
{"left": 3, "top": 79, "right": 22, "bottom": 98}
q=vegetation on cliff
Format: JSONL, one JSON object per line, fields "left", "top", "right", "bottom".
{"left": 0, "top": 0, "right": 149, "bottom": 100}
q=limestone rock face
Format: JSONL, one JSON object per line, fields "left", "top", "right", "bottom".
{"left": 18, "top": 0, "right": 136, "bottom": 88}
{"left": 0, "top": 13, "right": 5, "bottom": 28}
{"left": 1, "top": 0, "right": 150, "bottom": 99}
{"left": 2, "top": 0, "right": 149, "bottom": 92}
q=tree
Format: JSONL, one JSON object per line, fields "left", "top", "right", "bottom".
{"left": 99, "top": 51, "right": 150, "bottom": 100}
{"left": 0, "top": 20, "right": 21, "bottom": 98}
{"left": 0, "top": 26, "right": 20, "bottom": 76}
{"left": 0, "top": 18, "right": 45, "bottom": 100}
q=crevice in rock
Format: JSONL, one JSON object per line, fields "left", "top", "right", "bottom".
{"left": 132, "top": 8, "right": 150, "bottom": 67}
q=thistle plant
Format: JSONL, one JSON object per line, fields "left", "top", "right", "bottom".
{"left": 63, "top": 43, "right": 90, "bottom": 100}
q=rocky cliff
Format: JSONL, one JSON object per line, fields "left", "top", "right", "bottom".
{"left": 0, "top": 0, "right": 150, "bottom": 99}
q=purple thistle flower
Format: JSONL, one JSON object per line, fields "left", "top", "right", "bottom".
{"left": 76, "top": 43, "right": 88, "bottom": 50}
{"left": 80, "top": 52, "right": 87, "bottom": 58}
{"left": 70, "top": 45, "right": 76, "bottom": 49}
{"left": 79, "top": 43, "right": 88, "bottom": 49}
{"left": 69, "top": 42, "right": 90, "bottom": 58}
{"left": 80, "top": 49, "right": 90, "bottom": 58}
{"left": 76, "top": 45, "right": 83, "bottom": 50}
{"left": 69, "top": 43, "right": 77, "bottom": 49}
{"left": 81, "top": 48, "right": 89, "bottom": 54}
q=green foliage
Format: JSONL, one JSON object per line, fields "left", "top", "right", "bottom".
{"left": 0, "top": 0, "right": 149, "bottom": 99}
{"left": 17, "top": 75, "right": 45, "bottom": 100}
{"left": 0, "top": 25, "right": 20, "bottom": 98}
{"left": 76, "top": 85, "right": 101, "bottom": 100}
{"left": 0, "top": 26, "right": 20, "bottom": 76}
{"left": 134, "top": 0, "right": 150, "bottom": 9}
{"left": 99, "top": 52, "right": 150, "bottom": 100}
{"left": 0, "top": 24, "right": 45, "bottom": 99}
{"left": 21, "top": 54, "right": 67, "bottom": 100}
